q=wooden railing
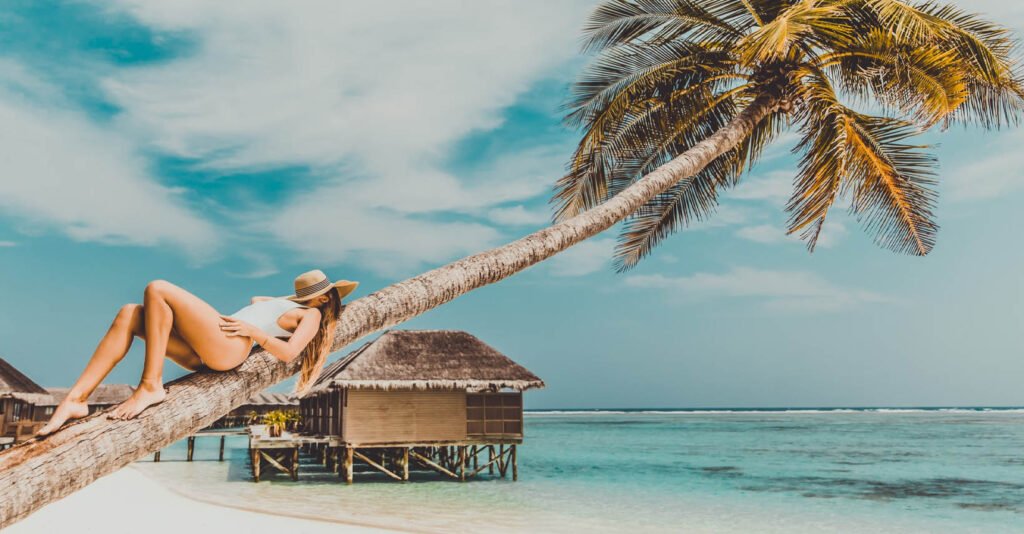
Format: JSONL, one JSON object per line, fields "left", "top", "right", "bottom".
{"left": 2, "top": 420, "right": 44, "bottom": 442}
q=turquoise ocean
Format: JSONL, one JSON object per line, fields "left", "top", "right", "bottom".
{"left": 131, "top": 409, "right": 1024, "bottom": 532}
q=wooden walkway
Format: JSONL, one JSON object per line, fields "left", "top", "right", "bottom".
{"left": 247, "top": 425, "right": 331, "bottom": 482}
{"left": 151, "top": 428, "right": 248, "bottom": 462}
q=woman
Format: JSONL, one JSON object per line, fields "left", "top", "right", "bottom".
{"left": 36, "top": 269, "right": 358, "bottom": 436}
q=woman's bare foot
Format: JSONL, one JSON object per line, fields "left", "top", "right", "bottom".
{"left": 108, "top": 378, "right": 167, "bottom": 420}
{"left": 36, "top": 398, "right": 90, "bottom": 436}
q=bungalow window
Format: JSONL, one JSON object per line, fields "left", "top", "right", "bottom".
{"left": 11, "top": 402, "right": 22, "bottom": 422}
{"left": 467, "top": 392, "right": 523, "bottom": 436}
{"left": 43, "top": 406, "right": 54, "bottom": 416}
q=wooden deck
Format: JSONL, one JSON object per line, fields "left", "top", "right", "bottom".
{"left": 151, "top": 428, "right": 248, "bottom": 462}
{"left": 297, "top": 438, "right": 520, "bottom": 484}
{"left": 247, "top": 425, "right": 332, "bottom": 482}
{"left": 147, "top": 426, "right": 521, "bottom": 484}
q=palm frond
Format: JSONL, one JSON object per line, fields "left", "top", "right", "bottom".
{"left": 844, "top": 113, "right": 939, "bottom": 255}
{"left": 555, "top": 0, "right": 1021, "bottom": 269}
{"left": 612, "top": 164, "right": 727, "bottom": 272}
{"left": 735, "top": 1, "right": 851, "bottom": 66}
{"left": 554, "top": 49, "right": 745, "bottom": 222}
{"left": 849, "top": 0, "right": 1024, "bottom": 128}
{"left": 789, "top": 66, "right": 939, "bottom": 254}
{"left": 579, "top": 0, "right": 745, "bottom": 53}
{"left": 918, "top": 2, "right": 1024, "bottom": 128}
{"left": 818, "top": 28, "right": 968, "bottom": 129}
{"left": 786, "top": 71, "right": 849, "bottom": 250}
{"left": 611, "top": 105, "right": 786, "bottom": 270}
{"left": 562, "top": 41, "right": 734, "bottom": 129}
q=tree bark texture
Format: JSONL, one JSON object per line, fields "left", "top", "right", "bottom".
{"left": 0, "top": 96, "right": 778, "bottom": 527}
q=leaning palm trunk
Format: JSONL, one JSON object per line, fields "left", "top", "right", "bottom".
{"left": 0, "top": 95, "right": 778, "bottom": 527}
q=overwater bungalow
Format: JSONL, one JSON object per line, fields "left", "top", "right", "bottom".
{"left": 208, "top": 391, "right": 298, "bottom": 429}
{"left": 43, "top": 384, "right": 134, "bottom": 415}
{"left": 0, "top": 357, "right": 57, "bottom": 443}
{"left": 296, "top": 329, "right": 544, "bottom": 483}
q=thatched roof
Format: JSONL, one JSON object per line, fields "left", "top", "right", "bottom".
{"left": 0, "top": 357, "right": 56, "bottom": 405}
{"left": 242, "top": 392, "right": 297, "bottom": 406}
{"left": 305, "top": 329, "right": 545, "bottom": 396}
{"left": 43, "top": 384, "right": 135, "bottom": 406}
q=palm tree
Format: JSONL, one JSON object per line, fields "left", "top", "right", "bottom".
{"left": 1, "top": 0, "right": 1020, "bottom": 525}
{"left": 555, "top": 0, "right": 1024, "bottom": 271}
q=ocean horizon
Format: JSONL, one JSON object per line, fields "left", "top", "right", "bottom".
{"left": 525, "top": 406, "right": 1024, "bottom": 414}
{"left": 133, "top": 408, "right": 1024, "bottom": 533}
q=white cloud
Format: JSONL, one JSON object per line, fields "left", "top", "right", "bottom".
{"left": 98, "top": 0, "right": 591, "bottom": 271}
{"left": 681, "top": 203, "right": 755, "bottom": 231}
{"left": 735, "top": 221, "right": 847, "bottom": 248}
{"left": 624, "top": 266, "right": 891, "bottom": 312}
{"left": 731, "top": 170, "right": 793, "bottom": 206}
{"left": 488, "top": 205, "right": 552, "bottom": 227}
{"left": 547, "top": 237, "right": 617, "bottom": 277}
{"left": 735, "top": 224, "right": 786, "bottom": 244}
{"left": 247, "top": 190, "right": 503, "bottom": 278}
{"left": 946, "top": 129, "right": 1024, "bottom": 202}
{"left": 0, "top": 62, "right": 219, "bottom": 260}
{"left": 224, "top": 251, "right": 280, "bottom": 279}
{"left": 967, "top": 0, "right": 1024, "bottom": 32}
{"left": 0, "top": 241, "right": 17, "bottom": 247}
{"left": 756, "top": 130, "right": 801, "bottom": 163}
{"left": 255, "top": 143, "right": 570, "bottom": 276}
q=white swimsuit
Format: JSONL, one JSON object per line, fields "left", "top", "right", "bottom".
{"left": 227, "top": 298, "right": 310, "bottom": 346}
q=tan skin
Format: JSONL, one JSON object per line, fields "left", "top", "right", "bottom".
{"left": 36, "top": 280, "right": 329, "bottom": 436}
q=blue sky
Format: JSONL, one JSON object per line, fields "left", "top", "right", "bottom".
{"left": 1, "top": 0, "right": 1023, "bottom": 409}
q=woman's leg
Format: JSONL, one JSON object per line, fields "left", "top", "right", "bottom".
{"left": 109, "top": 280, "right": 252, "bottom": 420}
{"left": 37, "top": 303, "right": 206, "bottom": 435}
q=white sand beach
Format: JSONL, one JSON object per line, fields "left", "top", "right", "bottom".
{"left": 4, "top": 466, "right": 397, "bottom": 534}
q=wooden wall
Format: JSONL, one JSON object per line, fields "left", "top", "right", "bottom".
{"left": 343, "top": 389, "right": 467, "bottom": 445}
{"left": 0, "top": 399, "right": 48, "bottom": 441}
{"left": 299, "top": 389, "right": 342, "bottom": 436}
{"left": 467, "top": 392, "right": 523, "bottom": 437}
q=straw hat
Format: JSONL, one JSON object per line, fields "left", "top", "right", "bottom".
{"left": 278, "top": 269, "right": 359, "bottom": 302}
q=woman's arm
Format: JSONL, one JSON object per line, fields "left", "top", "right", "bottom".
{"left": 254, "top": 308, "right": 322, "bottom": 364}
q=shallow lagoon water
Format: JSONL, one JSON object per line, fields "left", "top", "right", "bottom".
{"left": 132, "top": 409, "right": 1024, "bottom": 532}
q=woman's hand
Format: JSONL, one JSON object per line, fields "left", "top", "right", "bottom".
{"left": 218, "top": 315, "right": 264, "bottom": 342}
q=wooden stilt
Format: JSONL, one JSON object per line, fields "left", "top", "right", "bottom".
{"left": 467, "top": 450, "right": 505, "bottom": 478}
{"left": 219, "top": 436, "right": 226, "bottom": 461}
{"left": 325, "top": 446, "right": 335, "bottom": 471}
{"left": 153, "top": 450, "right": 161, "bottom": 462}
{"left": 472, "top": 445, "right": 478, "bottom": 470}
{"left": 459, "top": 446, "right": 466, "bottom": 481}
{"left": 259, "top": 450, "right": 290, "bottom": 474}
{"left": 187, "top": 436, "right": 195, "bottom": 462}
{"left": 511, "top": 444, "right": 517, "bottom": 481}
{"left": 409, "top": 449, "right": 459, "bottom": 479}
{"left": 402, "top": 447, "right": 410, "bottom": 481}
{"left": 251, "top": 449, "right": 261, "bottom": 482}
{"left": 344, "top": 446, "right": 353, "bottom": 484}
{"left": 498, "top": 445, "right": 506, "bottom": 477}
{"left": 353, "top": 450, "right": 402, "bottom": 481}
{"left": 488, "top": 446, "right": 494, "bottom": 474}
{"left": 291, "top": 447, "right": 299, "bottom": 481}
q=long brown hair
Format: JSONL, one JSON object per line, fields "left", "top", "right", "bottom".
{"left": 293, "top": 286, "right": 344, "bottom": 396}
